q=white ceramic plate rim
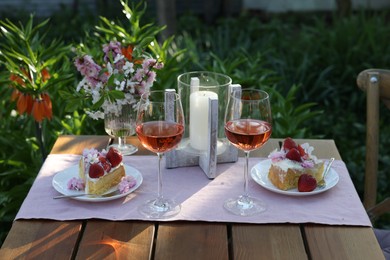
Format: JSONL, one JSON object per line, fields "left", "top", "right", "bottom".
{"left": 250, "top": 159, "right": 339, "bottom": 196}
{"left": 52, "top": 164, "right": 143, "bottom": 202}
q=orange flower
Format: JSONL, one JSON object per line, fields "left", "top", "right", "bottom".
{"left": 122, "top": 45, "right": 143, "bottom": 64}
{"left": 30, "top": 93, "right": 52, "bottom": 122}
{"left": 16, "top": 94, "right": 27, "bottom": 114}
{"left": 17, "top": 93, "right": 33, "bottom": 115}
{"left": 10, "top": 67, "right": 52, "bottom": 121}
{"left": 25, "top": 94, "right": 33, "bottom": 114}
{"left": 11, "top": 89, "right": 21, "bottom": 102}
{"left": 9, "top": 74, "right": 25, "bottom": 86}
{"left": 41, "top": 93, "right": 52, "bottom": 120}
{"left": 121, "top": 45, "right": 134, "bottom": 61}
{"left": 32, "top": 99, "right": 45, "bottom": 122}
{"left": 41, "top": 68, "right": 51, "bottom": 82}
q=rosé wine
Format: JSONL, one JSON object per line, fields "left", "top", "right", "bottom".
{"left": 136, "top": 121, "right": 184, "bottom": 153}
{"left": 224, "top": 119, "right": 272, "bottom": 152}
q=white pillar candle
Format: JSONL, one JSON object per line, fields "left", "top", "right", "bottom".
{"left": 190, "top": 90, "right": 218, "bottom": 151}
{"left": 190, "top": 77, "right": 199, "bottom": 93}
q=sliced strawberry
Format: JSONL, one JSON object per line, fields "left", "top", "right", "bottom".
{"left": 98, "top": 156, "right": 112, "bottom": 172}
{"left": 98, "top": 156, "right": 107, "bottom": 164}
{"left": 285, "top": 148, "right": 302, "bottom": 162}
{"left": 102, "top": 161, "right": 112, "bottom": 172}
{"left": 298, "top": 174, "right": 317, "bottom": 192}
{"left": 89, "top": 163, "right": 104, "bottom": 178}
{"left": 106, "top": 147, "right": 122, "bottom": 167}
{"left": 283, "top": 137, "right": 297, "bottom": 151}
{"left": 297, "top": 144, "right": 307, "bottom": 157}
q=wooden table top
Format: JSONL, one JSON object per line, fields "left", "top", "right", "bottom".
{"left": 0, "top": 135, "right": 384, "bottom": 259}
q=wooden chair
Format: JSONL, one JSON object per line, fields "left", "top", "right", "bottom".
{"left": 357, "top": 69, "right": 390, "bottom": 259}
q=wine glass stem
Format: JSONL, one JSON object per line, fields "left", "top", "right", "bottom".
{"left": 157, "top": 152, "right": 163, "bottom": 200}
{"left": 118, "top": 136, "right": 125, "bottom": 148}
{"left": 243, "top": 151, "right": 250, "bottom": 198}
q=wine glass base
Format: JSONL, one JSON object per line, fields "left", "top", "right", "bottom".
{"left": 138, "top": 198, "right": 181, "bottom": 219}
{"left": 109, "top": 144, "right": 138, "bottom": 156}
{"left": 224, "top": 195, "right": 266, "bottom": 216}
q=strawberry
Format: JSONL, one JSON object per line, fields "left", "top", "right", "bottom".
{"left": 98, "top": 156, "right": 112, "bottom": 172}
{"left": 98, "top": 155, "right": 107, "bottom": 164}
{"left": 297, "top": 144, "right": 307, "bottom": 157}
{"left": 286, "top": 148, "right": 302, "bottom": 162}
{"left": 283, "top": 137, "right": 297, "bottom": 151}
{"left": 298, "top": 174, "right": 317, "bottom": 192}
{"left": 89, "top": 163, "right": 104, "bottom": 178}
{"left": 106, "top": 147, "right": 122, "bottom": 167}
{"left": 102, "top": 163, "right": 112, "bottom": 172}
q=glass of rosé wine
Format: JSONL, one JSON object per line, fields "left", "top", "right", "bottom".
{"left": 136, "top": 90, "right": 185, "bottom": 218}
{"left": 224, "top": 89, "right": 272, "bottom": 216}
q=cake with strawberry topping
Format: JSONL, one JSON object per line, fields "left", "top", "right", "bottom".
{"left": 79, "top": 147, "right": 125, "bottom": 195}
{"left": 268, "top": 137, "right": 324, "bottom": 191}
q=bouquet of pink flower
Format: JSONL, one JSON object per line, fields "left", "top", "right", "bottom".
{"left": 74, "top": 41, "right": 163, "bottom": 119}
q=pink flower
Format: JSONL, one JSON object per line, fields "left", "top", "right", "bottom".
{"left": 74, "top": 55, "right": 103, "bottom": 87}
{"left": 135, "top": 81, "right": 146, "bottom": 95}
{"left": 301, "top": 160, "right": 315, "bottom": 168}
{"left": 74, "top": 40, "right": 163, "bottom": 119}
{"left": 118, "top": 176, "right": 137, "bottom": 194}
{"left": 153, "top": 62, "right": 164, "bottom": 69}
{"left": 133, "top": 68, "right": 145, "bottom": 82}
{"left": 142, "top": 58, "right": 156, "bottom": 69}
{"left": 67, "top": 177, "right": 85, "bottom": 191}
{"left": 103, "top": 41, "right": 122, "bottom": 63}
{"left": 268, "top": 149, "right": 286, "bottom": 162}
{"left": 145, "top": 71, "right": 156, "bottom": 86}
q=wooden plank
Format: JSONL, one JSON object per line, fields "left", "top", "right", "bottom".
{"left": 76, "top": 220, "right": 154, "bottom": 260}
{"left": 50, "top": 135, "right": 110, "bottom": 155}
{"left": 155, "top": 222, "right": 229, "bottom": 260}
{"left": 305, "top": 224, "right": 384, "bottom": 259}
{"left": 232, "top": 224, "right": 308, "bottom": 259}
{"left": 0, "top": 220, "right": 81, "bottom": 259}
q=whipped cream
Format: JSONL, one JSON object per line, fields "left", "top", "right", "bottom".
{"left": 268, "top": 142, "right": 320, "bottom": 169}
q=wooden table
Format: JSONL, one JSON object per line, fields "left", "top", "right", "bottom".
{"left": 0, "top": 135, "right": 384, "bottom": 259}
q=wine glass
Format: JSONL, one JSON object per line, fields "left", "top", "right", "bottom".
{"left": 104, "top": 103, "right": 138, "bottom": 155}
{"left": 136, "top": 90, "right": 185, "bottom": 218}
{"left": 224, "top": 89, "right": 272, "bottom": 216}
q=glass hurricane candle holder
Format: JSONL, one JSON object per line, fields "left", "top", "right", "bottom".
{"left": 165, "top": 71, "right": 239, "bottom": 179}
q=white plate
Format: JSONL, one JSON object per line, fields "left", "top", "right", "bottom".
{"left": 250, "top": 159, "right": 339, "bottom": 196}
{"left": 52, "top": 164, "right": 143, "bottom": 202}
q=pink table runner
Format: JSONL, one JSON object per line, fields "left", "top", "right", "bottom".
{"left": 16, "top": 154, "right": 372, "bottom": 226}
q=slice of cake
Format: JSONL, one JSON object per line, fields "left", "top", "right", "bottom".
{"left": 79, "top": 147, "right": 125, "bottom": 195}
{"left": 267, "top": 137, "right": 324, "bottom": 191}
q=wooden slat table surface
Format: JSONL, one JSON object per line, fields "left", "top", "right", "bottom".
{"left": 0, "top": 135, "right": 385, "bottom": 260}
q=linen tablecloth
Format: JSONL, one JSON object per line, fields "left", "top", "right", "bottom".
{"left": 16, "top": 154, "right": 372, "bottom": 226}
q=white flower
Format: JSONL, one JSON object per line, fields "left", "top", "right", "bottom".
{"left": 114, "top": 54, "right": 125, "bottom": 64}
{"left": 86, "top": 110, "right": 104, "bottom": 120}
{"left": 301, "top": 143, "right": 314, "bottom": 155}
{"left": 107, "top": 63, "right": 113, "bottom": 75}
{"left": 123, "top": 61, "right": 135, "bottom": 74}
{"left": 76, "top": 78, "right": 87, "bottom": 92}
{"left": 86, "top": 151, "right": 99, "bottom": 164}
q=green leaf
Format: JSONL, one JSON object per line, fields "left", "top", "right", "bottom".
{"left": 108, "top": 90, "right": 125, "bottom": 100}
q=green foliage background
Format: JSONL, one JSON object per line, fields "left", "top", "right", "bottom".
{"left": 1, "top": 1, "right": 390, "bottom": 245}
